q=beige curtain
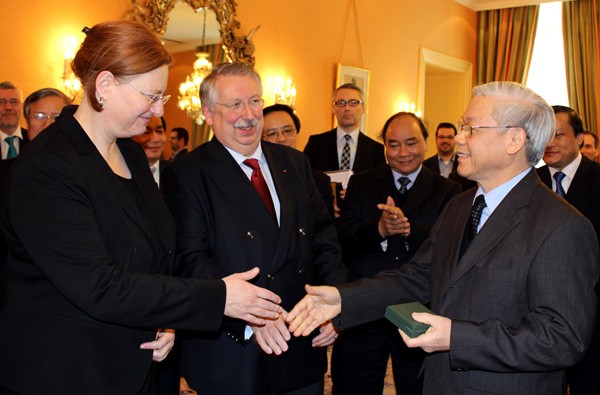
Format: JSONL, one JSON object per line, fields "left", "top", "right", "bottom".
{"left": 191, "top": 44, "right": 225, "bottom": 148}
{"left": 563, "top": 0, "right": 600, "bottom": 133}
{"left": 477, "top": 6, "right": 539, "bottom": 84}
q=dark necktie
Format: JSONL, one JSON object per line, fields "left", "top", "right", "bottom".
{"left": 5, "top": 136, "right": 17, "bottom": 159}
{"left": 243, "top": 159, "right": 276, "bottom": 220}
{"left": 466, "top": 194, "right": 487, "bottom": 244}
{"left": 398, "top": 177, "right": 410, "bottom": 194}
{"left": 340, "top": 135, "right": 351, "bottom": 170}
{"left": 553, "top": 171, "right": 566, "bottom": 198}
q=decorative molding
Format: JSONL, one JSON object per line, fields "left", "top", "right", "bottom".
{"left": 417, "top": 47, "right": 473, "bottom": 118}
{"left": 126, "top": 0, "right": 258, "bottom": 66}
{"left": 453, "top": 0, "right": 560, "bottom": 11}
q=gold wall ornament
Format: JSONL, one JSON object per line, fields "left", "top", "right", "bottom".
{"left": 126, "top": 0, "right": 258, "bottom": 66}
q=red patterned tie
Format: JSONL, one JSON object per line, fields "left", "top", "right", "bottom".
{"left": 243, "top": 159, "right": 276, "bottom": 219}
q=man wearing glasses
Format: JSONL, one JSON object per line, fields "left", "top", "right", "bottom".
{"left": 424, "top": 122, "right": 477, "bottom": 191}
{"left": 286, "top": 81, "right": 599, "bottom": 395}
{"left": 163, "top": 62, "right": 346, "bottom": 395}
{"left": 0, "top": 81, "right": 28, "bottom": 160}
{"left": 303, "top": 83, "right": 385, "bottom": 174}
{"left": 423, "top": 122, "right": 458, "bottom": 178}
{"left": 23, "top": 88, "right": 71, "bottom": 140}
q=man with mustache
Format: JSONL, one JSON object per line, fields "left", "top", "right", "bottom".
{"left": 162, "top": 62, "right": 346, "bottom": 395}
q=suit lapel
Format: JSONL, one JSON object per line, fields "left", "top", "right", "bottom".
{"left": 444, "top": 171, "right": 537, "bottom": 293}
{"left": 263, "top": 143, "right": 298, "bottom": 272}
{"left": 201, "top": 140, "right": 280, "bottom": 248}
{"left": 566, "top": 157, "right": 594, "bottom": 208}
{"left": 402, "top": 167, "right": 436, "bottom": 215}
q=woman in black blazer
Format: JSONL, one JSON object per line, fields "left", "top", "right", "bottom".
{"left": 0, "top": 20, "right": 281, "bottom": 395}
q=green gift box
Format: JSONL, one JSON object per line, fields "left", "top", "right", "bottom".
{"left": 385, "top": 302, "right": 432, "bottom": 338}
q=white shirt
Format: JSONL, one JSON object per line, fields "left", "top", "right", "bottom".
{"left": 548, "top": 153, "right": 582, "bottom": 195}
{"left": 0, "top": 127, "right": 24, "bottom": 159}
{"left": 149, "top": 162, "right": 160, "bottom": 188}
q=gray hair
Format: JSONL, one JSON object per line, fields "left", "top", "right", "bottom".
{"left": 332, "top": 82, "right": 364, "bottom": 103}
{"left": 23, "top": 88, "right": 71, "bottom": 118}
{"left": 472, "top": 81, "right": 555, "bottom": 166}
{"left": 0, "top": 81, "right": 22, "bottom": 100}
{"left": 200, "top": 62, "right": 262, "bottom": 112}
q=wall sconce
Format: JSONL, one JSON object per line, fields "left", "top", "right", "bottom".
{"left": 273, "top": 76, "right": 296, "bottom": 109}
{"left": 399, "top": 102, "right": 422, "bottom": 118}
{"left": 62, "top": 37, "right": 82, "bottom": 101}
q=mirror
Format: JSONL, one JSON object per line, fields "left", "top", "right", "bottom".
{"left": 127, "top": 0, "right": 257, "bottom": 65}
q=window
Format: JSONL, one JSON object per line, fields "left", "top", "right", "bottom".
{"left": 525, "top": 1, "right": 569, "bottom": 106}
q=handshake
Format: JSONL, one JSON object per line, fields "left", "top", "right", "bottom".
{"left": 223, "top": 268, "right": 342, "bottom": 355}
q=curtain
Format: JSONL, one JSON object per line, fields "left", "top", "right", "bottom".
{"left": 563, "top": 0, "right": 600, "bottom": 134}
{"left": 477, "top": 6, "right": 539, "bottom": 85}
{"left": 191, "top": 43, "right": 225, "bottom": 148}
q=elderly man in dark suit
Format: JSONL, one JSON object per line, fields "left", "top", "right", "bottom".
{"left": 303, "top": 83, "right": 385, "bottom": 174}
{"left": 287, "top": 81, "right": 600, "bottom": 395}
{"left": 332, "top": 112, "right": 460, "bottom": 395}
{"left": 537, "top": 105, "right": 600, "bottom": 395}
{"left": 162, "top": 62, "right": 347, "bottom": 395}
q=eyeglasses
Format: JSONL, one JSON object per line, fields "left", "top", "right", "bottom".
{"left": 216, "top": 98, "right": 265, "bottom": 114}
{"left": 0, "top": 99, "right": 21, "bottom": 107}
{"left": 333, "top": 99, "right": 364, "bottom": 108}
{"left": 124, "top": 81, "right": 171, "bottom": 105}
{"left": 263, "top": 127, "right": 296, "bottom": 140}
{"left": 29, "top": 112, "right": 60, "bottom": 123}
{"left": 456, "top": 121, "right": 517, "bottom": 138}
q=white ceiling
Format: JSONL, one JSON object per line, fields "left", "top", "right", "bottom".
{"left": 453, "top": 0, "right": 563, "bottom": 11}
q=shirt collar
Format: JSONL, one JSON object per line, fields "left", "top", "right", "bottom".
{"left": 548, "top": 153, "right": 582, "bottom": 181}
{"left": 0, "top": 127, "right": 24, "bottom": 140}
{"left": 391, "top": 165, "right": 422, "bottom": 190}
{"left": 224, "top": 143, "right": 266, "bottom": 165}
{"left": 336, "top": 127, "right": 360, "bottom": 143}
{"left": 475, "top": 167, "right": 531, "bottom": 213}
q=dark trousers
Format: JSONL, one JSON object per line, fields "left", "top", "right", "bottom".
{"left": 331, "top": 319, "right": 424, "bottom": 395}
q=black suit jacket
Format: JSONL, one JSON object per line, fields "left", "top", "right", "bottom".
{"left": 338, "top": 165, "right": 460, "bottom": 280}
{"left": 423, "top": 154, "right": 477, "bottom": 192}
{"left": 162, "top": 138, "right": 346, "bottom": 394}
{"left": 537, "top": 156, "right": 600, "bottom": 239}
{"left": 0, "top": 108, "right": 226, "bottom": 394}
{"left": 339, "top": 170, "right": 599, "bottom": 394}
{"left": 171, "top": 147, "right": 188, "bottom": 160}
{"left": 303, "top": 128, "right": 385, "bottom": 173}
{"left": 312, "top": 168, "right": 335, "bottom": 219}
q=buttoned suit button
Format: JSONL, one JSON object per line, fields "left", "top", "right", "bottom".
{"left": 246, "top": 231, "right": 255, "bottom": 239}
{"left": 298, "top": 228, "right": 306, "bottom": 236}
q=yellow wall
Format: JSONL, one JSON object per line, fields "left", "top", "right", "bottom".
{"left": 2, "top": 0, "right": 476, "bottom": 151}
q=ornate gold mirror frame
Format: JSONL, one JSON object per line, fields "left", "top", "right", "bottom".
{"left": 126, "top": 0, "right": 257, "bottom": 65}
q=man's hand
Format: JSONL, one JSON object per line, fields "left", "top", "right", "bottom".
{"left": 398, "top": 312, "right": 451, "bottom": 353}
{"left": 312, "top": 321, "right": 339, "bottom": 347}
{"left": 140, "top": 329, "right": 175, "bottom": 362}
{"left": 377, "top": 196, "right": 410, "bottom": 238}
{"left": 251, "top": 312, "right": 291, "bottom": 355}
{"left": 223, "top": 267, "right": 282, "bottom": 325}
{"left": 286, "top": 284, "right": 342, "bottom": 337}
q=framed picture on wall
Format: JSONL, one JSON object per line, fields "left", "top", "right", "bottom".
{"left": 335, "top": 63, "right": 370, "bottom": 132}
